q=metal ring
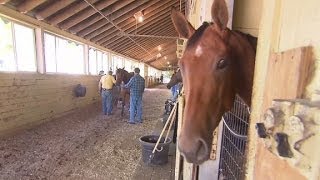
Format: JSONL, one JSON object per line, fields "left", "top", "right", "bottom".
{"left": 155, "top": 146, "right": 163, "bottom": 152}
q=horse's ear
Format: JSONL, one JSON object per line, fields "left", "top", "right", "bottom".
{"left": 211, "top": 0, "right": 229, "bottom": 30}
{"left": 171, "top": 8, "right": 195, "bottom": 39}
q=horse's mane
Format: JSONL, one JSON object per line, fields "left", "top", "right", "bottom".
{"left": 187, "top": 22, "right": 212, "bottom": 48}
{"left": 234, "top": 30, "right": 258, "bottom": 53}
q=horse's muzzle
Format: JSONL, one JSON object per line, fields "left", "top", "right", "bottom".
{"left": 178, "top": 135, "right": 210, "bottom": 164}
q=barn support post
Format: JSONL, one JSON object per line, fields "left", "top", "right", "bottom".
{"left": 35, "top": 27, "right": 45, "bottom": 74}
{"left": 83, "top": 44, "right": 89, "bottom": 75}
{"left": 175, "top": 93, "right": 184, "bottom": 180}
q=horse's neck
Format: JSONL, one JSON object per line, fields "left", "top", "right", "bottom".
{"left": 230, "top": 31, "right": 257, "bottom": 106}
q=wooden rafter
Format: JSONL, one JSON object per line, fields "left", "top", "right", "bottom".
{"left": 59, "top": 0, "right": 122, "bottom": 30}
{"left": 48, "top": 0, "right": 99, "bottom": 25}
{"left": 80, "top": 1, "right": 165, "bottom": 39}
{"left": 75, "top": 0, "right": 162, "bottom": 38}
{"left": 121, "top": 29, "right": 176, "bottom": 54}
{"left": 35, "top": 0, "right": 75, "bottom": 20}
{"left": 104, "top": 18, "right": 174, "bottom": 48}
{"left": 17, "top": 0, "right": 46, "bottom": 14}
{"left": 102, "top": 16, "right": 172, "bottom": 46}
{"left": 95, "top": 3, "right": 178, "bottom": 45}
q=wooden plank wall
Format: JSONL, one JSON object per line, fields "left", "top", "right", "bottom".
{"left": 246, "top": 0, "right": 320, "bottom": 179}
{"left": 253, "top": 47, "right": 312, "bottom": 180}
{"left": 0, "top": 73, "right": 100, "bottom": 135}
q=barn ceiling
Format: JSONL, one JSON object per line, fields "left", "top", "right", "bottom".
{"left": 0, "top": 0, "right": 185, "bottom": 70}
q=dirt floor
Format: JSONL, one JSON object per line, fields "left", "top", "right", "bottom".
{"left": 0, "top": 84, "right": 175, "bottom": 180}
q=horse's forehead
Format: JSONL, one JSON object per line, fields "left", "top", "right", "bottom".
{"left": 183, "top": 30, "right": 228, "bottom": 63}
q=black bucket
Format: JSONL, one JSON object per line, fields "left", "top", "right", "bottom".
{"left": 139, "top": 135, "right": 172, "bottom": 165}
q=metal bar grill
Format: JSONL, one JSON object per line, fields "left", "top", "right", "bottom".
{"left": 218, "top": 96, "right": 250, "bottom": 180}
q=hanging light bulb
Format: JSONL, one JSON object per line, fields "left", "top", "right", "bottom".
{"left": 137, "top": 16, "right": 144, "bottom": 23}
{"left": 134, "top": 11, "right": 144, "bottom": 23}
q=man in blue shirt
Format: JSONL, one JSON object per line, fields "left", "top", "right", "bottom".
{"left": 124, "top": 68, "right": 145, "bottom": 124}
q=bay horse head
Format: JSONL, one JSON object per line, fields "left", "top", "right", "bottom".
{"left": 167, "top": 69, "right": 182, "bottom": 89}
{"left": 115, "top": 68, "right": 134, "bottom": 86}
{"left": 171, "top": 0, "right": 256, "bottom": 164}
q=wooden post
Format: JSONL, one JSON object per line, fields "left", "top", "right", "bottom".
{"left": 175, "top": 92, "right": 184, "bottom": 180}
{"left": 35, "top": 28, "right": 45, "bottom": 74}
{"left": 83, "top": 44, "right": 89, "bottom": 75}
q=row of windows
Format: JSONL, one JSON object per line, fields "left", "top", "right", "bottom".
{"left": 0, "top": 16, "right": 149, "bottom": 76}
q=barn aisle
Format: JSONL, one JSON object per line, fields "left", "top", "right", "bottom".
{"left": 0, "top": 85, "right": 173, "bottom": 179}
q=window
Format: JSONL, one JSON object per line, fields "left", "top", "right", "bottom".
{"left": 14, "top": 24, "right": 36, "bottom": 71}
{"left": 97, "top": 50, "right": 103, "bottom": 73}
{"left": 44, "top": 33, "right": 56, "bottom": 72}
{"left": 0, "top": 17, "right": 36, "bottom": 72}
{"left": 44, "top": 32, "right": 84, "bottom": 74}
{"left": 112, "top": 55, "right": 123, "bottom": 72}
{"left": 124, "top": 59, "right": 132, "bottom": 71}
{"left": 102, "top": 53, "right": 109, "bottom": 73}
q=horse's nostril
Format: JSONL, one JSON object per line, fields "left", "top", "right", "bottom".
{"left": 196, "top": 139, "right": 209, "bottom": 161}
{"left": 178, "top": 136, "right": 210, "bottom": 164}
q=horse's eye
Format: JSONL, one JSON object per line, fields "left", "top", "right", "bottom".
{"left": 217, "top": 59, "right": 228, "bottom": 69}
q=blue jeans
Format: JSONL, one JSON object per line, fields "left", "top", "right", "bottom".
{"left": 171, "top": 85, "right": 178, "bottom": 101}
{"left": 102, "top": 90, "right": 113, "bottom": 115}
{"left": 129, "top": 95, "right": 143, "bottom": 123}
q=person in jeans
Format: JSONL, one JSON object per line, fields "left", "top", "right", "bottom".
{"left": 98, "top": 70, "right": 116, "bottom": 115}
{"left": 124, "top": 68, "right": 145, "bottom": 124}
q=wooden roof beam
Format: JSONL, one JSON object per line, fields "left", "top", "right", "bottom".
{"left": 47, "top": 0, "right": 99, "bottom": 25}
{"left": 59, "top": 0, "right": 123, "bottom": 30}
{"left": 17, "top": 0, "right": 46, "bottom": 13}
{"left": 75, "top": 0, "right": 156, "bottom": 36}
{"left": 35, "top": 0, "right": 75, "bottom": 20}
{"left": 119, "top": 39, "right": 172, "bottom": 59}
{"left": 97, "top": 2, "right": 183, "bottom": 45}
{"left": 125, "top": 38, "right": 170, "bottom": 55}
{"left": 133, "top": 41, "right": 177, "bottom": 61}
{"left": 70, "top": 0, "right": 156, "bottom": 34}
{"left": 85, "top": 0, "right": 176, "bottom": 41}
{"left": 145, "top": 49, "right": 177, "bottom": 63}
{"left": 131, "top": 40, "right": 176, "bottom": 59}
{"left": 102, "top": 17, "right": 172, "bottom": 47}
{"left": 112, "top": 35, "right": 172, "bottom": 55}
{"left": 124, "top": 30, "right": 176, "bottom": 55}
{"left": 140, "top": 41, "right": 177, "bottom": 60}
{"left": 100, "top": 5, "right": 183, "bottom": 45}
{"left": 148, "top": 54, "right": 177, "bottom": 65}
{"left": 134, "top": 42, "right": 177, "bottom": 60}
{"left": 95, "top": 5, "right": 177, "bottom": 45}
{"left": 105, "top": 19, "right": 175, "bottom": 47}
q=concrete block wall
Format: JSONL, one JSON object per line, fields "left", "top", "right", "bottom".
{"left": 0, "top": 72, "right": 100, "bottom": 135}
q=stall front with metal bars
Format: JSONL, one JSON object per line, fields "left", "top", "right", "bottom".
{"left": 218, "top": 96, "right": 250, "bottom": 180}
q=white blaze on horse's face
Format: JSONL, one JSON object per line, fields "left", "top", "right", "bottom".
{"left": 195, "top": 45, "right": 203, "bottom": 58}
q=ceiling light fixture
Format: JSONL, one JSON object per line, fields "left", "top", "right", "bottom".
{"left": 156, "top": 53, "right": 162, "bottom": 58}
{"left": 158, "top": 46, "right": 162, "bottom": 51}
{"left": 134, "top": 11, "right": 144, "bottom": 23}
{"left": 164, "top": 56, "right": 167, "bottom": 60}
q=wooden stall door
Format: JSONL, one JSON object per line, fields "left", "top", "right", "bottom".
{"left": 253, "top": 47, "right": 312, "bottom": 180}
